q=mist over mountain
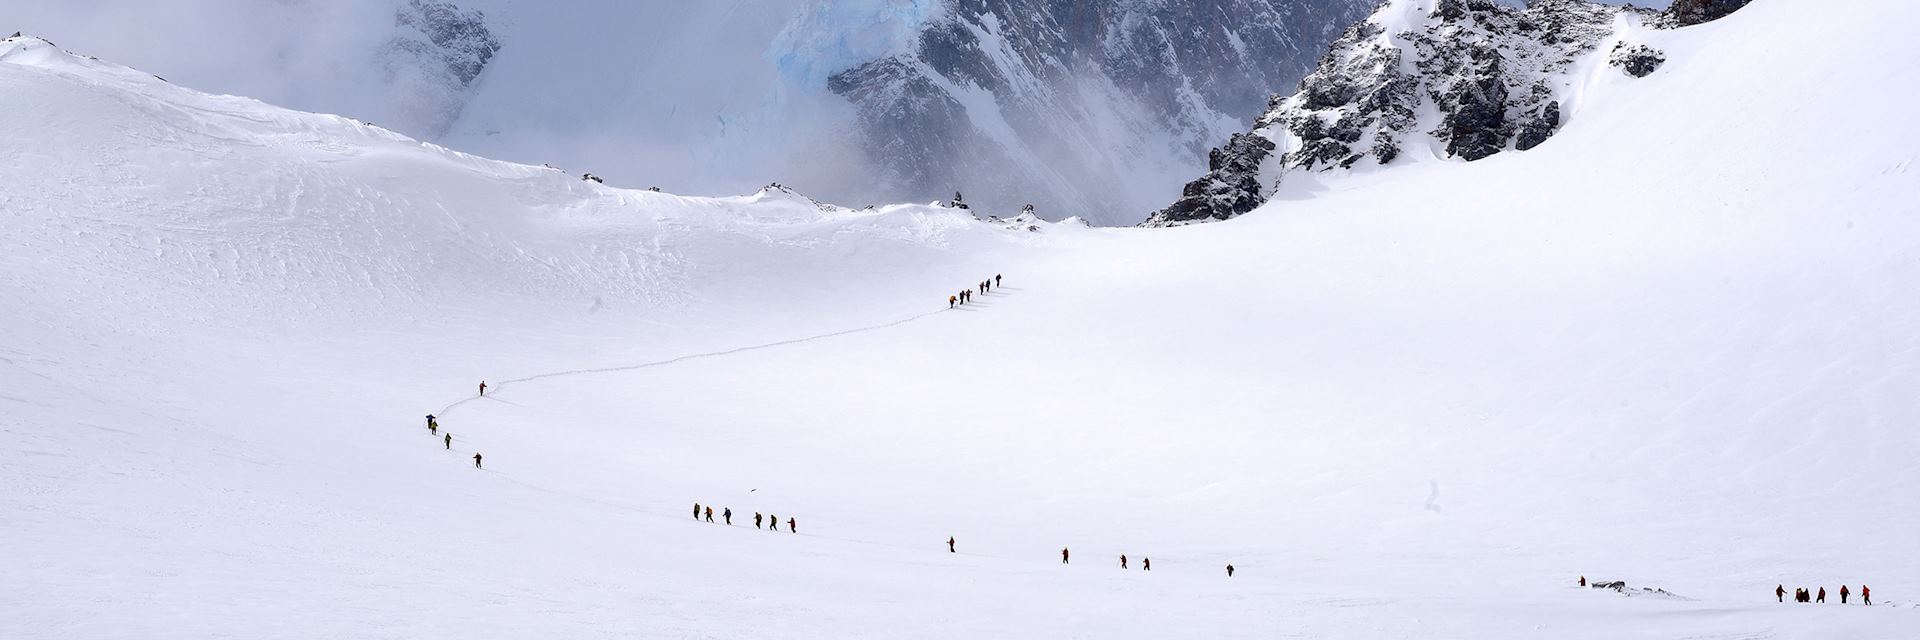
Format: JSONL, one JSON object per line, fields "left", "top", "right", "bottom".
{"left": 10, "top": 0, "right": 1383, "bottom": 224}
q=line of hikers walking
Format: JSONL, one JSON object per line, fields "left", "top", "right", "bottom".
{"left": 696, "top": 503, "right": 797, "bottom": 533}
{"left": 1053, "top": 546, "right": 1235, "bottom": 577}
{"left": 950, "top": 274, "right": 1003, "bottom": 308}
{"left": 1778, "top": 583, "right": 1870, "bottom": 604}
{"left": 424, "top": 413, "right": 482, "bottom": 468}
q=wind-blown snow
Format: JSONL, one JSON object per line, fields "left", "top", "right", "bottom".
{"left": 4, "top": 1, "right": 1920, "bottom": 637}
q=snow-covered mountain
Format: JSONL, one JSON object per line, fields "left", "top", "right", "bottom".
{"left": 376, "top": 0, "right": 501, "bottom": 137}
{"left": 6, "top": 0, "right": 1920, "bottom": 637}
{"left": 806, "top": 0, "right": 1377, "bottom": 221}
{"left": 8, "top": 0, "right": 1374, "bottom": 225}
{"left": 1144, "top": 0, "right": 1748, "bottom": 226}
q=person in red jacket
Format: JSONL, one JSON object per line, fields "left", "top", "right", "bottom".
{"left": 1061, "top": 548, "right": 1069, "bottom": 564}
{"left": 787, "top": 517, "right": 796, "bottom": 533}
{"left": 1119, "top": 554, "right": 1127, "bottom": 569}
{"left": 1817, "top": 587, "right": 1826, "bottom": 603}
{"left": 1776, "top": 585, "right": 1786, "bottom": 602}
{"left": 1862, "top": 585, "right": 1871, "bottom": 605}
{"left": 1840, "top": 585, "right": 1850, "bottom": 604}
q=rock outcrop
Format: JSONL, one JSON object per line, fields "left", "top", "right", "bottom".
{"left": 1146, "top": 0, "right": 1754, "bottom": 227}
{"left": 1610, "top": 43, "right": 1667, "bottom": 78}
{"left": 377, "top": 0, "right": 500, "bottom": 138}
{"left": 1667, "top": 0, "right": 1754, "bottom": 27}
{"left": 1141, "top": 132, "right": 1277, "bottom": 226}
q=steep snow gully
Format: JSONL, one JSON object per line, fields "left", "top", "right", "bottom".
{"left": 6, "top": 1, "right": 1920, "bottom": 638}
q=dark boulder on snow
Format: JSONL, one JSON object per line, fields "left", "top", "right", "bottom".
{"left": 1609, "top": 43, "right": 1667, "bottom": 77}
{"left": 1141, "top": 132, "right": 1275, "bottom": 227}
{"left": 1667, "top": 0, "right": 1752, "bottom": 26}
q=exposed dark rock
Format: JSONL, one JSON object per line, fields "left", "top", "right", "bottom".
{"left": 1146, "top": 0, "right": 1634, "bottom": 225}
{"left": 1141, "top": 132, "right": 1276, "bottom": 226}
{"left": 1667, "top": 0, "right": 1752, "bottom": 26}
{"left": 1514, "top": 101, "right": 1560, "bottom": 151}
{"left": 1609, "top": 43, "right": 1667, "bottom": 77}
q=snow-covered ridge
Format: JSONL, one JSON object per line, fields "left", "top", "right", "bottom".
{"left": 0, "top": 33, "right": 1062, "bottom": 330}
{"left": 1143, "top": 0, "right": 1739, "bottom": 227}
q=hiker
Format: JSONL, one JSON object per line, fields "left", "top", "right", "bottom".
{"left": 429, "top": 421, "right": 437, "bottom": 435}
{"left": 443, "top": 433, "right": 452, "bottom": 450}
{"left": 705, "top": 506, "right": 714, "bottom": 523}
{"left": 1840, "top": 585, "right": 1850, "bottom": 604}
{"left": 1120, "top": 554, "right": 1127, "bottom": 569}
{"left": 723, "top": 508, "right": 733, "bottom": 525}
{"left": 426, "top": 415, "right": 438, "bottom": 431}
{"left": 768, "top": 514, "right": 778, "bottom": 532}
{"left": 694, "top": 503, "right": 702, "bottom": 520}
{"left": 1579, "top": 576, "right": 1587, "bottom": 587}
{"left": 755, "top": 512, "right": 764, "bottom": 529}
{"left": 1142, "top": 558, "right": 1150, "bottom": 571}
{"left": 1818, "top": 587, "right": 1826, "bottom": 603}
{"left": 1776, "top": 585, "right": 1786, "bottom": 602}
{"left": 1061, "top": 548, "right": 1070, "bottom": 564}
{"left": 948, "top": 537, "right": 956, "bottom": 553}
{"left": 978, "top": 282, "right": 986, "bottom": 295}
{"left": 472, "top": 452, "right": 483, "bottom": 468}
{"left": 1226, "top": 564, "right": 1235, "bottom": 577}
{"left": 950, "top": 295, "right": 957, "bottom": 308}
{"left": 995, "top": 274, "right": 1001, "bottom": 287}
{"left": 787, "top": 517, "right": 796, "bottom": 533}
{"left": 1863, "top": 585, "right": 1871, "bottom": 605}
{"left": 478, "top": 381, "right": 488, "bottom": 396}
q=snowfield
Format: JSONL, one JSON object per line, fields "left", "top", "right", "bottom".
{"left": 3, "top": 1, "right": 1919, "bottom": 638}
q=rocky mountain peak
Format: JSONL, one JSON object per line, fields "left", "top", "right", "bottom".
{"left": 1143, "top": 0, "right": 1755, "bottom": 227}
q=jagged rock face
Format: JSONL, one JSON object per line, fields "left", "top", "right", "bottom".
{"left": 1667, "top": 0, "right": 1753, "bottom": 26}
{"left": 1141, "top": 132, "right": 1276, "bottom": 226}
{"left": 378, "top": 0, "right": 500, "bottom": 137}
{"left": 822, "top": 0, "right": 1377, "bottom": 223}
{"left": 1407, "top": 0, "right": 1617, "bottom": 161}
{"left": 1610, "top": 43, "right": 1667, "bottom": 78}
{"left": 1145, "top": 0, "right": 1639, "bottom": 227}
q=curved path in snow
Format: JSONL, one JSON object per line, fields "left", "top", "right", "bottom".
{"left": 434, "top": 306, "right": 955, "bottom": 417}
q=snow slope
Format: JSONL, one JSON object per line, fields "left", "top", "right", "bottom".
{"left": 4, "top": 0, "right": 1920, "bottom": 637}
